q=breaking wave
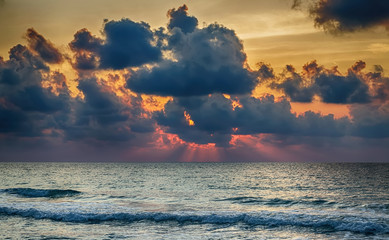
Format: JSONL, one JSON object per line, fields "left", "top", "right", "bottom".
{"left": 0, "top": 206, "right": 387, "bottom": 234}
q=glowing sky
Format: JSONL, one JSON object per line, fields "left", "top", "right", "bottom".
{"left": 0, "top": 0, "right": 388, "bottom": 162}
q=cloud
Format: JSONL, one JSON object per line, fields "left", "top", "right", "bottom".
{"left": 7, "top": 44, "right": 48, "bottom": 71}
{"left": 167, "top": 4, "right": 198, "bottom": 34}
{"left": 69, "top": 28, "right": 103, "bottom": 52}
{"left": 155, "top": 94, "right": 234, "bottom": 146}
{"left": 234, "top": 95, "right": 296, "bottom": 135}
{"left": 268, "top": 60, "right": 387, "bottom": 104}
{"left": 75, "top": 78, "right": 129, "bottom": 126}
{"left": 0, "top": 42, "right": 154, "bottom": 144}
{"left": 9, "top": 85, "right": 67, "bottom": 113}
{"left": 1, "top": 44, "right": 53, "bottom": 94}
{"left": 350, "top": 101, "right": 389, "bottom": 138}
{"left": 64, "top": 79, "right": 132, "bottom": 143}
{"left": 270, "top": 64, "right": 316, "bottom": 102}
{"left": 309, "top": 0, "right": 389, "bottom": 34}
{"left": 128, "top": 19, "right": 258, "bottom": 96}
{"left": 100, "top": 19, "right": 161, "bottom": 69}
{"left": 69, "top": 28, "right": 102, "bottom": 70}
{"left": 63, "top": 77, "right": 155, "bottom": 143}
{"left": 257, "top": 62, "right": 275, "bottom": 81}
{"left": 1, "top": 4, "right": 389, "bottom": 162}
{"left": 0, "top": 106, "right": 28, "bottom": 134}
{"left": 69, "top": 19, "right": 162, "bottom": 70}
{"left": 0, "top": 44, "right": 70, "bottom": 137}
{"left": 26, "top": 28, "right": 63, "bottom": 64}
{"left": 155, "top": 94, "right": 351, "bottom": 146}
{"left": 295, "top": 111, "right": 349, "bottom": 137}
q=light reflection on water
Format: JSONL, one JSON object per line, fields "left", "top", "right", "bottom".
{"left": 0, "top": 162, "right": 388, "bottom": 239}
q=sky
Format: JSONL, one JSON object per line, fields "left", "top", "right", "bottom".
{"left": 0, "top": 0, "right": 389, "bottom": 162}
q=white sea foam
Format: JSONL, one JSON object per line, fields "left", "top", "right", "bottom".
{"left": 0, "top": 205, "right": 387, "bottom": 234}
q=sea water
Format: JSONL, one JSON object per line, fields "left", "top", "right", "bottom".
{"left": 0, "top": 162, "right": 388, "bottom": 239}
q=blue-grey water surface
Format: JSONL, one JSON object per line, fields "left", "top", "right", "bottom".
{"left": 0, "top": 162, "right": 388, "bottom": 239}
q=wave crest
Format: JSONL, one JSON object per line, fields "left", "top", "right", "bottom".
{"left": 0, "top": 206, "right": 387, "bottom": 234}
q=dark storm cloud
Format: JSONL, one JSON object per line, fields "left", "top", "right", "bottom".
{"left": 315, "top": 72, "right": 370, "bottom": 104}
{"left": 295, "top": 111, "right": 349, "bottom": 137}
{"left": 310, "top": 0, "right": 389, "bottom": 33}
{"left": 69, "top": 5, "right": 257, "bottom": 96}
{"left": 10, "top": 85, "right": 67, "bottom": 113}
{"left": 0, "top": 44, "right": 70, "bottom": 137}
{"left": 69, "top": 28, "right": 103, "bottom": 52}
{"left": 69, "top": 19, "right": 162, "bottom": 70}
{"left": 349, "top": 102, "right": 389, "bottom": 138}
{"left": 233, "top": 95, "right": 348, "bottom": 138}
{"left": 155, "top": 94, "right": 350, "bottom": 146}
{"left": 367, "top": 70, "right": 389, "bottom": 101}
{"left": 68, "top": 29, "right": 102, "bottom": 70}
{"left": 268, "top": 61, "right": 384, "bottom": 104}
{"left": 167, "top": 4, "right": 198, "bottom": 34}
{"left": 257, "top": 62, "right": 275, "bottom": 81}
{"left": 234, "top": 95, "right": 296, "bottom": 135}
{"left": 100, "top": 19, "right": 161, "bottom": 69}
{"left": 26, "top": 28, "right": 63, "bottom": 64}
{"left": 0, "top": 67, "right": 22, "bottom": 85}
{"left": 0, "top": 34, "right": 156, "bottom": 147}
{"left": 1, "top": 45, "right": 49, "bottom": 93}
{"left": 128, "top": 23, "right": 258, "bottom": 96}
{"left": 65, "top": 94, "right": 131, "bottom": 142}
{"left": 63, "top": 78, "right": 155, "bottom": 143}
{"left": 271, "top": 64, "right": 315, "bottom": 102}
{"left": 154, "top": 95, "right": 234, "bottom": 146}
{"left": 0, "top": 106, "right": 28, "bottom": 133}
{"left": 7, "top": 44, "right": 48, "bottom": 71}
{"left": 76, "top": 78, "right": 128, "bottom": 126}
{"left": 72, "top": 52, "right": 99, "bottom": 70}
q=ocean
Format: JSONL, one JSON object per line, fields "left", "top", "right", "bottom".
{"left": 0, "top": 162, "right": 388, "bottom": 239}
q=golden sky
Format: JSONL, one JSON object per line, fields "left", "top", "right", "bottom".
{"left": 1, "top": 0, "right": 388, "bottom": 162}
{"left": 1, "top": 0, "right": 388, "bottom": 71}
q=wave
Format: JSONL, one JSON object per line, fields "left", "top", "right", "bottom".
{"left": 215, "top": 196, "right": 334, "bottom": 206}
{"left": 0, "top": 206, "right": 387, "bottom": 234}
{"left": 364, "top": 203, "right": 389, "bottom": 211}
{"left": 1, "top": 188, "right": 81, "bottom": 198}
{"left": 215, "top": 196, "right": 264, "bottom": 204}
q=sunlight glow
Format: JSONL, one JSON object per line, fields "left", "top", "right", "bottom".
{"left": 184, "top": 111, "right": 195, "bottom": 126}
